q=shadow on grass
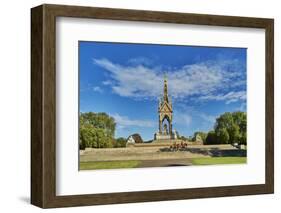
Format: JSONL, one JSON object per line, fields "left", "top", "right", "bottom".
{"left": 159, "top": 147, "right": 247, "bottom": 157}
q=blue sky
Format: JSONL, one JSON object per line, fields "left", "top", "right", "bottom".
{"left": 79, "top": 41, "right": 246, "bottom": 141}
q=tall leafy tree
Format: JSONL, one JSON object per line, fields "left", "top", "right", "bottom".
{"left": 216, "top": 127, "right": 230, "bottom": 144}
{"left": 203, "top": 111, "right": 246, "bottom": 145}
{"left": 205, "top": 130, "right": 217, "bottom": 145}
{"left": 214, "top": 111, "right": 246, "bottom": 145}
{"left": 228, "top": 123, "right": 240, "bottom": 144}
{"left": 232, "top": 111, "right": 247, "bottom": 144}
{"left": 79, "top": 112, "right": 116, "bottom": 149}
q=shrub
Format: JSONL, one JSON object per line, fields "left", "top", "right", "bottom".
{"left": 205, "top": 131, "right": 217, "bottom": 145}
{"left": 114, "top": 137, "right": 127, "bottom": 148}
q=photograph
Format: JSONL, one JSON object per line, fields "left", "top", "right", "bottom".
{"left": 29, "top": 3, "right": 274, "bottom": 208}
{"left": 78, "top": 41, "right": 247, "bottom": 170}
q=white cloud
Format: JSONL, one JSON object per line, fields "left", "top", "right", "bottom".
{"left": 93, "top": 58, "right": 246, "bottom": 103}
{"left": 94, "top": 58, "right": 160, "bottom": 99}
{"left": 81, "top": 84, "right": 103, "bottom": 93}
{"left": 92, "top": 86, "right": 103, "bottom": 93}
{"left": 102, "top": 80, "right": 112, "bottom": 86}
{"left": 128, "top": 57, "right": 153, "bottom": 66}
{"left": 112, "top": 113, "right": 155, "bottom": 129}
{"left": 199, "top": 91, "right": 246, "bottom": 104}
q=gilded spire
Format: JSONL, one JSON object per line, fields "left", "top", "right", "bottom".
{"left": 163, "top": 73, "right": 169, "bottom": 102}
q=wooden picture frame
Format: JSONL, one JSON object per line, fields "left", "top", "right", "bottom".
{"left": 31, "top": 4, "right": 274, "bottom": 208}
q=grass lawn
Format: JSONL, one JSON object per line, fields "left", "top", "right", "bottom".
{"left": 80, "top": 160, "right": 141, "bottom": 170}
{"left": 80, "top": 157, "right": 246, "bottom": 170}
{"left": 191, "top": 157, "right": 246, "bottom": 165}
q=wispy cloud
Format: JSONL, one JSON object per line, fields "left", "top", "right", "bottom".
{"left": 80, "top": 84, "right": 103, "bottom": 93}
{"left": 112, "top": 113, "right": 155, "bottom": 129}
{"left": 92, "top": 86, "right": 103, "bottom": 93}
{"left": 93, "top": 58, "right": 246, "bottom": 104}
{"left": 199, "top": 91, "right": 246, "bottom": 104}
{"left": 128, "top": 57, "right": 153, "bottom": 66}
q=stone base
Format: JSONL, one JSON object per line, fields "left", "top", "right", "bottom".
{"left": 155, "top": 134, "right": 172, "bottom": 140}
{"left": 154, "top": 132, "right": 176, "bottom": 140}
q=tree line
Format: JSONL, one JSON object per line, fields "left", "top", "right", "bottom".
{"left": 191, "top": 111, "right": 247, "bottom": 145}
{"left": 80, "top": 111, "right": 246, "bottom": 149}
{"left": 79, "top": 112, "right": 126, "bottom": 149}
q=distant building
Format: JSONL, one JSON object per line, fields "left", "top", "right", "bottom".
{"left": 126, "top": 135, "right": 135, "bottom": 145}
{"left": 126, "top": 133, "right": 143, "bottom": 146}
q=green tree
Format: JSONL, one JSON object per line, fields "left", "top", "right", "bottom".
{"left": 205, "top": 130, "right": 217, "bottom": 145}
{"left": 114, "top": 137, "right": 127, "bottom": 148}
{"left": 228, "top": 123, "right": 240, "bottom": 144}
{"left": 214, "top": 111, "right": 246, "bottom": 144}
{"left": 80, "top": 112, "right": 116, "bottom": 138}
{"left": 214, "top": 112, "right": 234, "bottom": 131}
{"left": 79, "top": 112, "right": 116, "bottom": 149}
{"left": 216, "top": 128, "right": 229, "bottom": 144}
{"left": 80, "top": 124, "right": 97, "bottom": 149}
{"left": 232, "top": 111, "right": 247, "bottom": 144}
{"left": 232, "top": 111, "right": 246, "bottom": 131}
{"left": 240, "top": 131, "right": 247, "bottom": 145}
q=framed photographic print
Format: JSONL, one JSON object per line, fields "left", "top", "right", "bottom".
{"left": 31, "top": 4, "right": 274, "bottom": 208}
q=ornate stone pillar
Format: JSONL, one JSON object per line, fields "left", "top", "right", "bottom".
{"left": 159, "top": 116, "right": 162, "bottom": 133}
